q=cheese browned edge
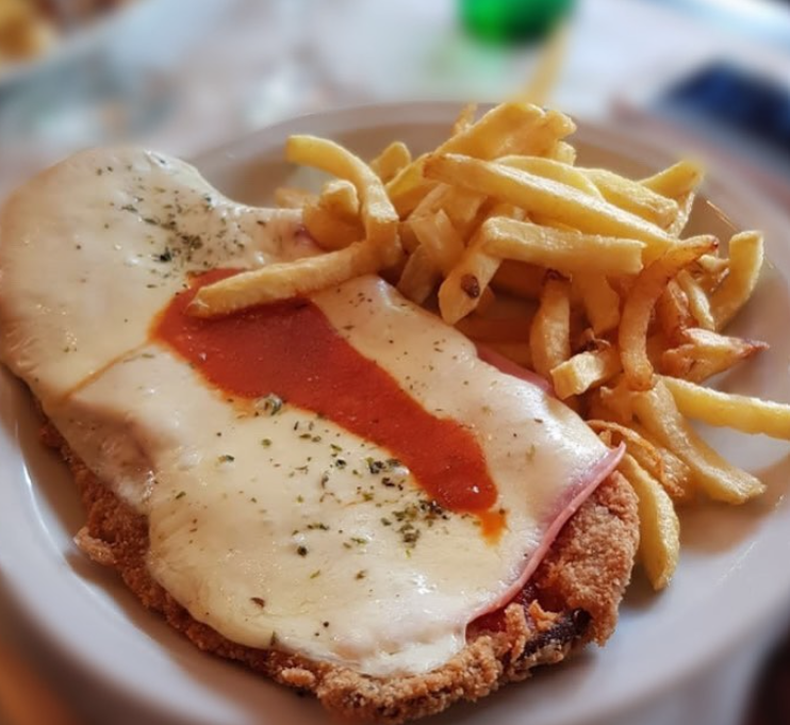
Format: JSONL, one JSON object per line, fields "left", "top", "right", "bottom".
{"left": 42, "top": 414, "right": 639, "bottom": 724}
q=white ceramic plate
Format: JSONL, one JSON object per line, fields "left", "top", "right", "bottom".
{"left": 2, "top": 102, "right": 790, "bottom": 725}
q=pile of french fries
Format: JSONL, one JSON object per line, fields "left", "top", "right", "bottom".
{"left": 192, "top": 102, "right": 790, "bottom": 592}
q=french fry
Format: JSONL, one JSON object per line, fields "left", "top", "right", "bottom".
{"left": 711, "top": 231, "right": 764, "bottom": 329}
{"left": 631, "top": 379, "right": 765, "bottom": 503}
{"left": 439, "top": 188, "right": 488, "bottom": 240}
{"left": 480, "top": 217, "right": 645, "bottom": 276}
{"left": 410, "top": 210, "right": 465, "bottom": 274}
{"left": 442, "top": 187, "right": 487, "bottom": 239}
{"left": 573, "top": 273, "right": 620, "bottom": 335}
{"left": 588, "top": 419, "right": 662, "bottom": 477}
{"left": 619, "top": 236, "right": 716, "bottom": 390}
{"left": 676, "top": 269, "right": 714, "bottom": 330}
{"left": 397, "top": 246, "right": 441, "bottom": 304}
{"left": 668, "top": 191, "right": 695, "bottom": 237}
{"left": 451, "top": 102, "right": 478, "bottom": 136}
{"left": 302, "top": 201, "right": 363, "bottom": 251}
{"left": 499, "top": 156, "right": 603, "bottom": 198}
{"left": 189, "top": 241, "right": 384, "bottom": 317}
{"left": 437, "top": 236, "right": 502, "bottom": 324}
{"left": 300, "top": 179, "right": 363, "bottom": 251}
{"left": 408, "top": 182, "right": 450, "bottom": 220}
{"left": 618, "top": 453, "right": 680, "bottom": 590}
{"left": 491, "top": 260, "right": 545, "bottom": 299}
{"left": 662, "top": 376, "right": 790, "bottom": 440}
{"left": 641, "top": 160, "right": 705, "bottom": 198}
{"left": 384, "top": 166, "right": 437, "bottom": 220}
{"left": 586, "top": 389, "right": 617, "bottom": 423}
{"left": 529, "top": 214, "right": 577, "bottom": 232}
{"left": 319, "top": 179, "right": 360, "bottom": 220}
{"left": 697, "top": 253, "right": 728, "bottom": 276}
{"left": 608, "top": 275, "right": 635, "bottom": 299}
{"left": 583, "top": 168, "right": 679, "bottom": 229}
{"left": 423, "top": 153, "right": 675, "bottom": 254}
{"left": 549, "top": 140, "right": 577, "bottom": 165}
{"left": 485, "top": 201, "right": 526, "bottom": 224}
{"left": 370, "top": 141, "right": 412, "bottom": 183}
{"left": 441, "top": 103, "right": 574, "bottom": 159}
{"left": 695, "top": 253, "right": 729, "bottom": 293}
{"left": 398, "top": 220, "right": 420, "bottom": 254}
{"left": 436, "top": 202, "right": 529, "bottom": 324}
{"left": 588, "top": 382, "right": 635, "bottom": 424}
{"left": 644, "top": 441, "right": 694, "bottom": 503}
{"left": 646, "top": 332, "right": 671, "bottom": 369}
{"left": 530, "top": 275, "right": 571, "bottom": 378}
{"left": 285, "top": 135, "right": 400, "bottom": 260}
{"left": 550, "top": 346, "right": 621, "bottom": 399}
{"left": 274, "top": 186, "right": 315, "bottom": 209}
{"left": 589, "top": 415, "right": 693, "bottom": 502}
{"left": 408, "top": 184, "right": 487, "bottom": 241}
{"left": 623, "top": 421, "right": 694, "bottom": 502}
{"left": 388, "top": 103, "right": 575, "bottom": 216}
{"left": 660, "top": 328, "right": 767, "bottom": 383}
{"left": 655, "top": 279, "right": 694, "bottom": 345}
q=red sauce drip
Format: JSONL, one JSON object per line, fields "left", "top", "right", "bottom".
{"left": 152, "top": 270, "right": 501, "bottom": 525}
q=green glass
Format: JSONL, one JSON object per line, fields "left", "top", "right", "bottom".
{"left": 461, "top": 0, "right": 574, "bottom": 44}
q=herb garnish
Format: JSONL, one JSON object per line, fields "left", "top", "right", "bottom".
{"left": 260, "top": 393, "right": 284, "bottom": 415}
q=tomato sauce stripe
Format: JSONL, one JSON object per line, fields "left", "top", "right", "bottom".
{"left": 153, "top": 270, "right": 501, "bottom": 525}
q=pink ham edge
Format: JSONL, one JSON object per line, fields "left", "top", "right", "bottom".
{"left": 476, "top": 343, "right": 554, "bottom": 394}
{"left": 474, "top": 341, "right": 626, "bottom": 613}
{"left": 479, "top": 441, "right": 625, "bottom": 615}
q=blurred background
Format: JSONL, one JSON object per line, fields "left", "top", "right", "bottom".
{"left": 0, "top": 0, "right": 789, "bottom": 201}
{"left": 1, "top": 0, "right": 790, "bottom": 724}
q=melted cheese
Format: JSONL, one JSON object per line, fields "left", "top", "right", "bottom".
{"left": 0, "top": 148, "right": 309, "bottom": 403}
{"left": 0, "top": 149, "right": 617, "bottom": 677}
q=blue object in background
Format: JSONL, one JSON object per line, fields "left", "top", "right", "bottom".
{"left": 654, "top": 62, "right": 790, "bottom": 178}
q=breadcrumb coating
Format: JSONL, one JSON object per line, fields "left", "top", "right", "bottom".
{"left": 41, "top": 420, "right": 638, "bottom": 724}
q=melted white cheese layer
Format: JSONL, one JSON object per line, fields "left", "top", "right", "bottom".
{"left": 0, "top": 149, "right": 614, "bottom": 677}
{"left": 0, "top": 148, "right": 308, "bottom": 403}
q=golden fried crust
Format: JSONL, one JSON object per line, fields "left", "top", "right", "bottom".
{"left": 41, "top": 421, "right": 638, "bottom": 725}
{"left": 532, "top": 471, "right": 641, "bottom": 645}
